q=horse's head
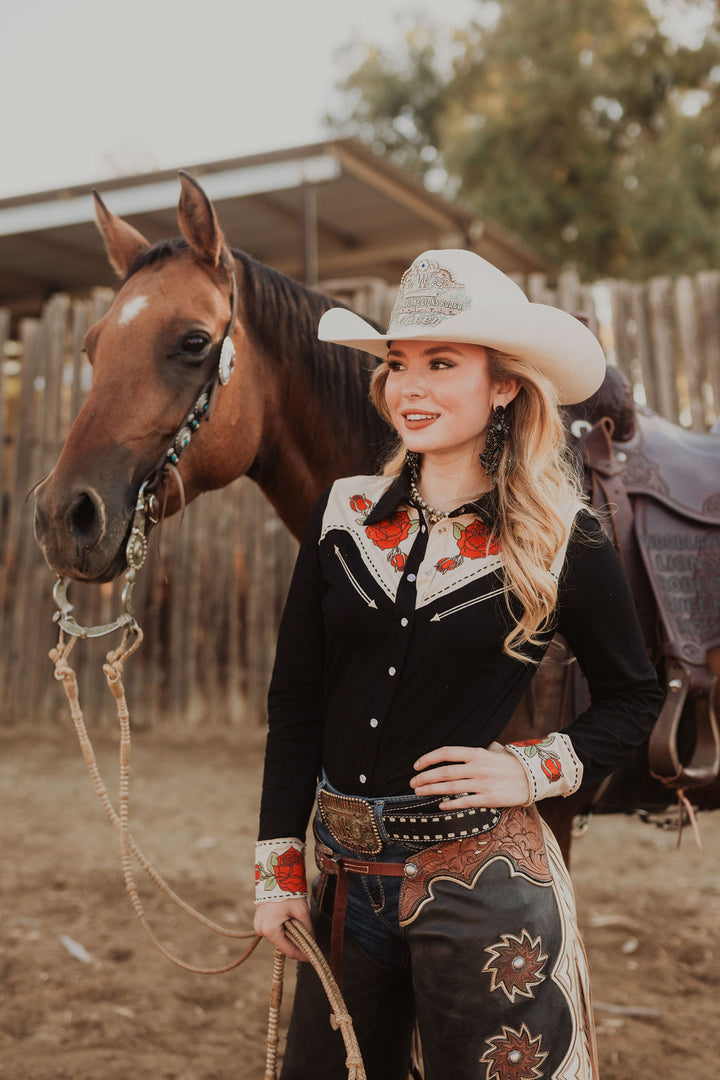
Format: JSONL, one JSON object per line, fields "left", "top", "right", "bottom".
{"left": 34, "top": 175, "right": 264, "bottom": 582}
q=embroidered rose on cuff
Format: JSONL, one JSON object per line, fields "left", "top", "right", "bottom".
{"left": 503, "top": 733, "right": 583, "bottom": 803}
{"left": 255, "top": 838, "right": 307, "bottom": 903}
{"left": 275, "top": 847, "right": 306, "bottom": 892}
{"left": 541, "top": 754, "right": 563, "bottom": 782}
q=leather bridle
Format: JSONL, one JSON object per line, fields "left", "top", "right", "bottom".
{"left": 53, "top": 250, "right": 240, "bottom": 639}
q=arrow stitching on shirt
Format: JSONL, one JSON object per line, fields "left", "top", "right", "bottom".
{"left": 430, "top": 586, "right": 506, "bottom": 621}
{"left": 334, "top": 546, "right": 378, "bottom": 608}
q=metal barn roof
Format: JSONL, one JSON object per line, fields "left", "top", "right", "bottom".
{"left": 0, "top": 138, "right": 547, "bottom": 318}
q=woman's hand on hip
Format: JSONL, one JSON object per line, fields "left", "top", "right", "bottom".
{"left": 254, "top": 897, "right": 315, "bottom": 962}
{"left": 410, "top": 743, "right": 531, "bottom": 808}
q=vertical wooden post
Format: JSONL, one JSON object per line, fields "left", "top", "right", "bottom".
{"left": 695, "top": 271, "right": 720, "bottom": 429}
{"left": 675, "top": 276, "right": 705, "bottom": 432}
{"left": 0, "top": 308, "right": 9, "bottom": 510}
{"left": 630, "top": 284, "right": 657, "bottom": 413}
{"left": 302, "top": 185, "right": 319, "bottom": 288}
{"left": 647, "top": 276, "right": 680, "bottom": 424}
{"left": 609, "top": 281, "right": 632, "bottom": 381}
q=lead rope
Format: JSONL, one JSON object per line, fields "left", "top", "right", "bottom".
{"left": 49, "top": 628, "right": 366, "bottom": 1080}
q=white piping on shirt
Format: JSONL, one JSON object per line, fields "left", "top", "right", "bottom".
{"left": 334, "top": 546, "right": 378, "bottom": 609}
{"left": 430, "top": 585, "right": 507, "bottom": 622}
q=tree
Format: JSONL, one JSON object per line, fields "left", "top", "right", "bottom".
{"left": 329, "top": 0, "right": 720, "bottom": 278}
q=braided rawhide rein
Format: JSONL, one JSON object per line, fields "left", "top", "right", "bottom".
{"left": 49, "top": 628, "right": 367, "bottom": 1080}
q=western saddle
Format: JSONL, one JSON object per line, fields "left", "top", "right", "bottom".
{"left": 581, "top": 406, "right": 720, "bottom": 795}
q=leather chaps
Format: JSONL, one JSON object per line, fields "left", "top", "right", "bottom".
{"left": 280, "top": 806, "right": 599, "bottom": 1080}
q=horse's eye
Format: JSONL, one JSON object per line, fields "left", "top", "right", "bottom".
{"left": 182, "top": 333, "right": 210, "bottom": 355}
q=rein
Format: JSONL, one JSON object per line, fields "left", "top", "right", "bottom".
{"left": 48, "top": 626, "right": 366, "bottom": 1078}
{"left": 47, "top": 250, "right": 367, "bottom": 1078}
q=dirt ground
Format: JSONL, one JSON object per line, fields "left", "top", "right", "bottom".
{"left": 2, "top": 724, "right": 719, "bottom": 1080}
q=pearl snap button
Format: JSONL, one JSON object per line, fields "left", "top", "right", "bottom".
{"left": 511, "top": 956, "right": 526, "bottom": 970}
{"left": 359, "top": 774, "right": 367, "bottom": 784}
{"left": 401, "top": 617, "right": 409, "bottom": 627}
{"left": 370, "top": 718, "right": 378, "bottom": 728}
{"left": 407, "top": 573, "right": 416, "bottom": 582}
{"left": 508, "top": 1051, "right": 523, "bottom": 1064}
{"left": 388, "top": 666, "right": 396, "bottom": 676}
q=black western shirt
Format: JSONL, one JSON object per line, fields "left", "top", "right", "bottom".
{"left": 259, "top": 469, "right": 663, "bottom": 841}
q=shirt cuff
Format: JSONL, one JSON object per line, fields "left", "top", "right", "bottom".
{"left": 503, "top": 732, "right": 584, "bottom": 803}
{"left": 255, "top": 838, "right": 307, "bottom": 903}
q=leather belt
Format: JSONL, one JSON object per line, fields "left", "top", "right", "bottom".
{"left": 315, "top": 841, "right": 407, "bottom": 990}
{"left": 317, "top": 787, "right": 502, "bottom": 856}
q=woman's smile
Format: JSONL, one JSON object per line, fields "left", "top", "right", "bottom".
{"left": 401, "top": 409, "right": 441, "bottom": 430}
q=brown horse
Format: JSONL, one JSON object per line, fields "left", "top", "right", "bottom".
{"left": 34, "top": 173, "right": 390, "bottom": 581}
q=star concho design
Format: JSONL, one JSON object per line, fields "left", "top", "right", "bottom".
{"left": 480, "top": 1023, "right": 548, "bottom": 1080}
{"left": 482, "top": 929, "right": 548, "bottom": 1002}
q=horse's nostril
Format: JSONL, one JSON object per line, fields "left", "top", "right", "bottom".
{"left": 69, "top": 491, "right": 104, "bottom": 547}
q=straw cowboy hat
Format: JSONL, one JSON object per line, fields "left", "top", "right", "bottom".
{"left": 318, "top": 249, "right": 606, "bottom": 405}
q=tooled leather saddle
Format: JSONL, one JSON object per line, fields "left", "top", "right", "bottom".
{"left": 580, "top": 408, "right": 720, "bottom": 793}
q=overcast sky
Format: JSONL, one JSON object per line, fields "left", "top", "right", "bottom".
{"left": 2, "top": 0, "right": 477, "bottom": 198}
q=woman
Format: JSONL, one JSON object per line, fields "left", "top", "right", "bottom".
{"left": 254, "top": 250, "right": 662, "bottom": 1079}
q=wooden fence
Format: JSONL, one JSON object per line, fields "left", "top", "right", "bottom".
{"left": 1, "top": 267, "right": 718, "bottom": 727}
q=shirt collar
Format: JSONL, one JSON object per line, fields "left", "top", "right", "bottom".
{"left": 364, "top": 462, "right": 498, "bottom": 525}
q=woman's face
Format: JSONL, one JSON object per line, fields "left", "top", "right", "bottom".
{"left": 383, "top": 340, "right": 517, "bottom": 459}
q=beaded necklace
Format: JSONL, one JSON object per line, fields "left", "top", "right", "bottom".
{"left": 408, "top": 478, "right": 450, "bottom": 525}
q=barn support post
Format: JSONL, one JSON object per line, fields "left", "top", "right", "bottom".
{"left": 302, "top": 184, "right": 319, "bottom": 288}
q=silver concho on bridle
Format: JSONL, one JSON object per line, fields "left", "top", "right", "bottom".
{"left": 219, "top": 336, "right": 236, "bottom": 386}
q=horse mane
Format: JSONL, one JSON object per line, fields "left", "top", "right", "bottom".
{"left": 124, "top": 239, "right": 392, "bottom": 470}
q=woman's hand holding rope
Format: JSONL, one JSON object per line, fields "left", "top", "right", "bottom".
{"left": 411, "top": 743, "right": 531, "bottom": 808}
{"left": 254, "top": 898, "right": 315, "bottom": 962}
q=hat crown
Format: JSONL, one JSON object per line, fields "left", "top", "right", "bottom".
{"left": 388, "top": 249, "right": 527, "bottom": 336}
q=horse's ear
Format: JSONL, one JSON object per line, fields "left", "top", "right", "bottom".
{"left": 93, "top": 191, "right": 151, "bottom": 278}
{"left": 177, "top": 171, "right": 225, "bottom": 267}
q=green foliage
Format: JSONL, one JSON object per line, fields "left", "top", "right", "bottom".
{"left": 329, "top": 0, "right": 720, "bottom": 278}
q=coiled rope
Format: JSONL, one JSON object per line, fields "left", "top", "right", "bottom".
{"left": 49, "top": 627, "right": 366, "bottom": 1079}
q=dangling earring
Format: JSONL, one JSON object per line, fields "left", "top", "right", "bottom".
{"left": 405, "top": 449, "right": 421, "bottom": 482}
{"left": 480, "top": 405, "right": 510, "bottom": 478}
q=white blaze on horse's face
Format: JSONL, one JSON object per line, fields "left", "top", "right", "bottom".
{"left": 117, "top": 295, "right": 149, "bottom": 327}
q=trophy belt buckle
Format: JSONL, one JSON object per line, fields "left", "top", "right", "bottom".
{"left": 317, "top": 789, "right": 383, "bottom": 855}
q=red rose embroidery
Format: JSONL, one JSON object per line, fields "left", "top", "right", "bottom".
{"left": 275, "top": 847, "right": 306, "bottom": 893}
{"left": 390, "top": 551, "right": 407, "bottom": 570}
{"left": 541, "top": 755, "right": 563, "bottom": 782}
{"left": 512, "top": 738, "right": 543, "bottom": 747}
{"left": 255, "top": 863, "right": 261, "bottom": 884}
{"left": 456, "top": 519, "right": 501, "bottom": 560}
{"left": 436, "top": 557, "right": 459, "bottom": 574}
{"left": 366, "top": 510, "right": 413, "bottom": 551}
{"left": 350, "top": 494, "right": 372, "bottom": 515}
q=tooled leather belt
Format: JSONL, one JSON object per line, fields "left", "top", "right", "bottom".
{"left": 317, "top": 787, "right": 502, "bottom": 854}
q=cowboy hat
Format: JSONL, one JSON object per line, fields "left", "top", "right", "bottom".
{"left": 318, "top": 249, "right": 606, "bottom": 405}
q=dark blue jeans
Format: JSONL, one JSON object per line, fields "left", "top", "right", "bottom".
{"left": 312, "top": 777, "right": 428, "bottom": 970}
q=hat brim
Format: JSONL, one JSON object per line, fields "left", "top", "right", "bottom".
{"left": 318, "top": 303, "right": 606, "bottom": 406}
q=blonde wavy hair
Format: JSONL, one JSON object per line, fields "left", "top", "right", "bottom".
{"left": 370, "top": 348, "right": 586, "bottom": 662}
